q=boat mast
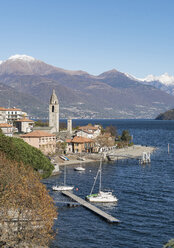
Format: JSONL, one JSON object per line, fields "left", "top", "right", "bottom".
{"left": 64, "top": 165, "right": 66, "bottom": 186}
{"left": 90, "top": 166, "right": 100, "bottom": 195}
{"left": 99, "top": 158, "right": 102, "bottom": 192}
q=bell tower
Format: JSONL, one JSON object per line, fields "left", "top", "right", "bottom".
{"left": 49, "top": 89, "right": 59, "bottom": 133}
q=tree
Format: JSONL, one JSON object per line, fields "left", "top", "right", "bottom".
{"left": 0, "top": 132, "right": 54, "bottom": 178}
{"left": 105, "top": 125, "right": 117, "bottom": 137}
{"left": 121, "top": 130, "right": 131, "bottom": 142}
{"left": 95, "top": 133, "right": 115, "bottom": 148}
{"left": 34, "top": 120, "right": 49, "bottom": 127}
{"left": 0, "top": 152, "right": 57, "bottom": 247}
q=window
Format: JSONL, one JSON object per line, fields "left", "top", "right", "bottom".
{"left": 52, "top": 106, "right": 54, "bottom": 112}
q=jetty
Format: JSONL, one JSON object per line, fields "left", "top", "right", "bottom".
{"left": 62, "top": 191, "right": 120, "bottom": 223}
{"left": 106, "top": 145, "right": 155, "bottom": 163}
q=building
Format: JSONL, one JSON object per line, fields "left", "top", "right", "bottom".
{"left": 66, "top": 136, "right": 95, "bottom": 153}
{"left": 49, "top": 89, "right": 59, "bottom": 133}
{"left": 0, "top": 123, "right": 13, "bottom": 137}
{"left": 15, "top": 118, "right": 34, "bottom": 133}
{"left": 76, "top": 124, "right": 101, "bottom": 139}
{"left": 0, "top": 107, "right": 27, "bottom": 124}
{"left": 20, "top": 130, "right": 56, "bottom": 155}
{"left": 0, "top": 108, "right": 6, "bottom": 123}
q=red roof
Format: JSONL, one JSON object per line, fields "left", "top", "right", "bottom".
{"left": 78, "top": 125, "right": 99, "bottom": 131}
{"left": 0, "top": 107, "right": 21, "bottom": 111}
{"left": 66, "top": 136, "right": 93, "bottom": 144}
{"left": 15, "top": 118, "right": 34, "bottom": 123}
{"left": 0, "top": 123, "right": 12, "bottom": 127}
{"left": 20, "top": 130, "right": 55, "bottom": 138}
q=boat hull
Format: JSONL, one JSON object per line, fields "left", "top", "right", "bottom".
{"left": 86, "top": 191, "right": 118, "bottom": 203}
{"left": 52, "top": 186, "right": 74, "bottom": 191}
{"left": 74, "top": 167, "right": 85, "bottom": 171}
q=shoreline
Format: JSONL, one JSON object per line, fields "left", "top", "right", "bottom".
{"left": 52, "top": 145, "right": 156, "bottom": 168}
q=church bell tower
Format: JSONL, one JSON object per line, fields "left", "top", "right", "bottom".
{"left": 49, "top": 89, "right": 59, "bottom": 133}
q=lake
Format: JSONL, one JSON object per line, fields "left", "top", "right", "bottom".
{"left": 44, "top": 119, "right": 174, "bottom": 248}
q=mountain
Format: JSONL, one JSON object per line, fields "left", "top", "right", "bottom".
{"left": 0, "top": 55, "right": 174, "bottom": 119}
{"left": 139, "top": 73, "right": 174, "bottom": 96}
{"left": 155, "top": 109, "right": 174, "bottom": 120}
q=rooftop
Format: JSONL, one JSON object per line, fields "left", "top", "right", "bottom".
{"left": 0, "top": 123, "right": 13, "bottom": 127}
{"left": 0, "top": 107, "right": 21, "bottom": 111}
{"left": 20, "top": 130, "right": 55, "bottom": 138}
{"left": 15, "top": 118, "right": 34, "bottom": 122}
{"left": 66, "top": 136, "right": 93, "bottom": 143}
{"left": 78, "top": 125, "right": 99, "bottom": 131}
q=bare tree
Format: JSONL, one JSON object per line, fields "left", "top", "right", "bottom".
{"left": 0, "top": 152, "right": 57, "bottom": 247}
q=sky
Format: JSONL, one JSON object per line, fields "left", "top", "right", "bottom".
{"left": 0, "top": 0, "right": 174, "bottom": 77}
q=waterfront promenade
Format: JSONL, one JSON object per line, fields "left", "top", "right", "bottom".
{"left": 54, "top": 145, "right": 156, "bottom": 167}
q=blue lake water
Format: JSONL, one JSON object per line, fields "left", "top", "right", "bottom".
{"left": 44, "top": 119, "right": 174, "bottom": 248}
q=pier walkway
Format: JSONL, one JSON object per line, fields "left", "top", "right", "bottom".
{"left": 106, "top": 145, "right": 155, "bottom": 161}
{"left": 62, "top": 191, "right": 120, "bottom": 223}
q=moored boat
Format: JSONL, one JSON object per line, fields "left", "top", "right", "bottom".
{"left": 86, "top": 158, "right": 118, "bottom": 203}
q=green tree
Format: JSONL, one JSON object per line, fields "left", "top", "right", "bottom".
{"left": 34, "top": 120, "right": 48, "bottom": 127}
{"left": 0, "top": 132, "right": 54, "bottom": 178}
{"left": 121, "top": 130, "right": 131, "bottom": 142}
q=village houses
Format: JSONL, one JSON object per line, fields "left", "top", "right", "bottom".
{"left": 0, "top": 123, "right": 13, "bottom": 137}
{"left": 0, "top": 90, "right": 103, "bottom": 155}
{"left": 20, "top": 130, "right": 56, "bottom": 155}
{"left": 66, "top": 136, "right": 95, "bottom": 153}
{"left": 0, "top": 107, "right": 27, "bottom": 124}
{"left": 76, "top": 124, "right": 101, "bottom": 139}
{"left": 15, "top": 118, "right": 34, "bottom": 133}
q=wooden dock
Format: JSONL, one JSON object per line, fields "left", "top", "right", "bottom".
{"left": 62, "top": 191, "right": 120, "bottom": 223}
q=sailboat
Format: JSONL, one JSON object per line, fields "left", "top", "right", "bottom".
{"left": 74, "top": 154, "right": 85, "bottom": 171}
{"left": 86, "top": 158, "right": 118, "bottom": 203}
{"left": 52, "top": 165, "right": 74, "bottom": 191}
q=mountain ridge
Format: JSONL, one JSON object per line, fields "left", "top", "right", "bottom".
{"left": 0, "top": 54, "right": 174, "bottom": 119}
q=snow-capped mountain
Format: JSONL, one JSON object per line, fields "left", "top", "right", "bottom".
{"left": 138, "top": 73, "right": 174, "bottom": 96}
{"left": 0, "top": 54, "right": 174, "bottom": 119}
{"left": 0, "top": 54, "right": 60, "bottom": 75}
{"left": 7, "top": 54, "right": 37, "bottom": 62}
{"left": 0, "top": 54, "right": 90, "bottom": 76}
{"left": 140, "top": 73, "right": 174, "bottom": 86}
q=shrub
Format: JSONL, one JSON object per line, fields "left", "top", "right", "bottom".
{"left": 0, "top": 132, "right": 54, "bottom": 178}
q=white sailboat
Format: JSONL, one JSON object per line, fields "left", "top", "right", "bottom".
{"left": 86, "top": 158, "right": 118, "bottom": 203}
{"left": 74, "top": 166, "right": 85, "bottom": 171}
{"left": 74, "top": 154, "right": 85, "bottom": 171}
{"left": 52, "top": 165, "right": 74, "bottom": 191}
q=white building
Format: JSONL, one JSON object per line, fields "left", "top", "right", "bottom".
{"left": 0, "top": 108, "right": 6, "bottom": 123}
{"left": 0, "top": 107, "right": 25, "bottom": 124}
{"left": 76, "top": 125, "right": 101, "bottom": 139}
{"left": 0, "top": 123, "right": 13, "bottom": 137}
{"left": 15, "top": 118, "right": 34, "bottom": 133}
